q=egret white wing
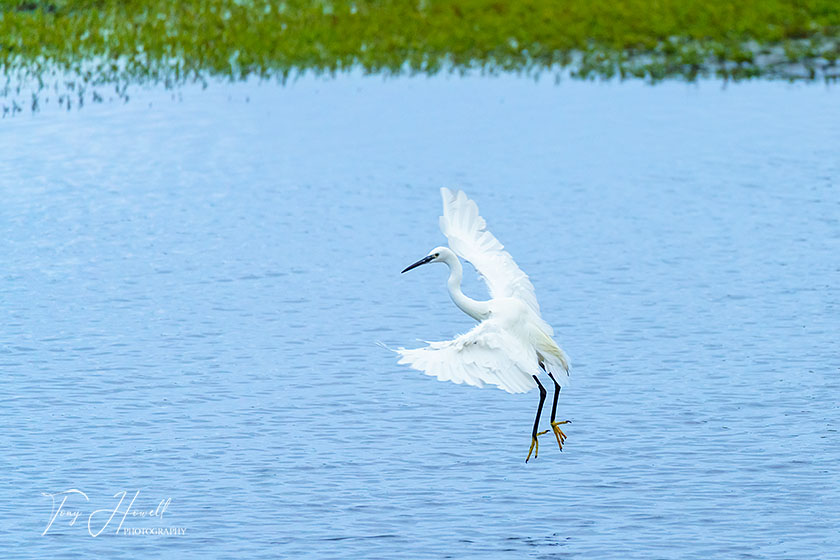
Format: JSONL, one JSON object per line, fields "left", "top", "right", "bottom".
{"left": 396, "top": 319, "right": 539, "bottom": 394}
{"left": 439, "top": 188, "right": 548, "bottom": 331}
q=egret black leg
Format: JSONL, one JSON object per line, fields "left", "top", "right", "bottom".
{"left": 538, "top": 372, "right": 571, "bottom": 450}
{"left": 525, "top": 375, "right": 547, "bottom": 463}
{"left": 548, "top": 372, "right": 561, "bottom": 423}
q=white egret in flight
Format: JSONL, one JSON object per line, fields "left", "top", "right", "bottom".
{"left": 398, "top": 188, "right": 570, "bottom": 462}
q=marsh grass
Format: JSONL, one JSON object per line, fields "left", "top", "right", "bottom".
{"left": 2, "top": 0, "right": 839, "bottom": 111}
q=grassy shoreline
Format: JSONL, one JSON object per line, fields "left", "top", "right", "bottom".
{"left": 2, "top": 0, "right": 839, "bottom": 109}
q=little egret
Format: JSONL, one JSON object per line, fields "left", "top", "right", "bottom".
{"left": 398, "top": 188, "right": 570, "bottom": 462}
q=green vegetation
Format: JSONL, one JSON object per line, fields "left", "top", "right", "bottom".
{"left": 2, "top": 0, "right": 839, "bottom": 109}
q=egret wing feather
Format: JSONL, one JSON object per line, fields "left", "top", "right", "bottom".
{"left": 439, "top": 188, "right": 550, "bottom": 333}
{"left": 397, "top": 319, "right": 539, "bottom": 394}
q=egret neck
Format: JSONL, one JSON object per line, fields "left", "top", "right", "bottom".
{"left": 439, "top": 250, "right": 490, "bottom": 321}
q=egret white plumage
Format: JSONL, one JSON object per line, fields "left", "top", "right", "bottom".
{"left": 398, "top": 188, "right": 571, "bottom": 462}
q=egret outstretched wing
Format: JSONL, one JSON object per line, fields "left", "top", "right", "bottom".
{"left": 397, "top": 319, "right": 540, "bottom": 394}
{"left": 439, "top": 188, "right": 547, "bottom": 330}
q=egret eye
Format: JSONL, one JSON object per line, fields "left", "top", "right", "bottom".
{"left": 434, "top": 253, "right": 439, "bottom": 257}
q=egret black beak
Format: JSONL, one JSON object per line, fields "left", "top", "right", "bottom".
{"left": 402, "top": 255, "right": 435, "bottom": 273}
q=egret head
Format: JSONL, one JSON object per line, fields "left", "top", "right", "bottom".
{"left": 401, "top": 246, "right": 450, "bottom": 273}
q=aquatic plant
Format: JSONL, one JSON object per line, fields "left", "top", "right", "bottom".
{"left": 1, "top": 0, "right": 839, "bottom": 111}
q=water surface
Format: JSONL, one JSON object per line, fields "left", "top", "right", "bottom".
{"left": 1, "top": 76, "right": 838, "bottom": 558}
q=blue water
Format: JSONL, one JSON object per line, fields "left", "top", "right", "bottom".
{"left": 2, "top": 76, "right": 838, "bottom": 558}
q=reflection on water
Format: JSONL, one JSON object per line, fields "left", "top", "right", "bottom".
{"left": 1, "top": 76, "right": 838, "bottom": 558}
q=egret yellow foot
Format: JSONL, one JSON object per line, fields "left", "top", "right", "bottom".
{"left": 525, "top": 436, "right": 539, "bottom": 463}
{"left": 538, "top": 420, "right": 571, "bottom": 450}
